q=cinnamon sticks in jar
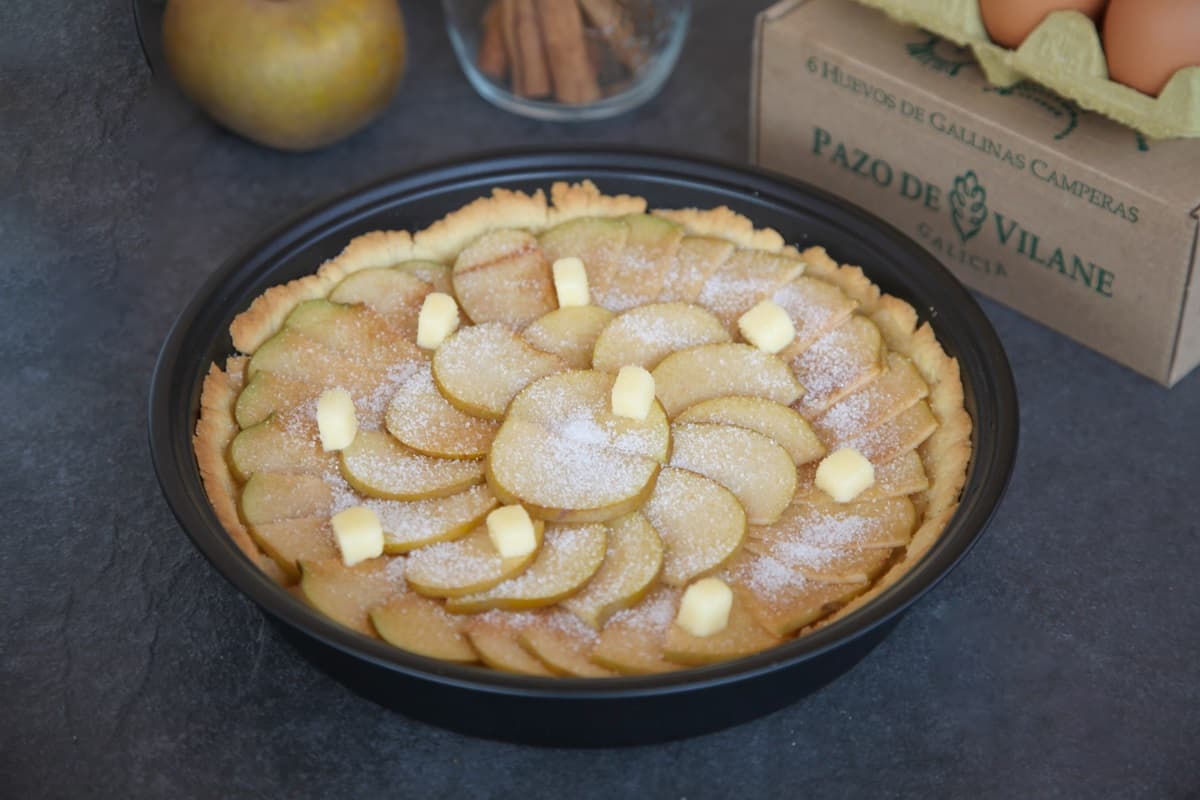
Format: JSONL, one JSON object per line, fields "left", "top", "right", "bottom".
{"left": 476, "top": 0, "right": 651, "bottom": 104}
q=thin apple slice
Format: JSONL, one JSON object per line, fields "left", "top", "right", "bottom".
{"left": 657, "top": 235, "right": 736, "bottom": 304}
{"left": 538, "top": 216, "right": 629, "bottom": 306}
{"left": 507, "top": 370, "right": 670, "bottom": 461}
{"left": 522, "top": 305, "right": 614, "bottom": 369}
{"left": 240, "top": 472, "right": 331, "bottom": 524}
{"left": 432, "top": 323, "right": 566, "bottom": 419}
{"left": 587, "top": 214, "right": 683, "bottom": 310}
{"left": 563, "top": 512, "right": 663, "bottom": 628}
{"left": 796, "top": 449, "right": 929, "bottom": 500}
{"left": 668, "top": 423, "right": 797, "bottom": 525}
{"left": 247, "top": 327, "right": 384, "bottom": 389}
{"left": 234, "top": 371, "right": 321, "bottom": 429}
{"left": 363, "top": 483, "right": 498, "bottom": 553}
{"left": 405, "top": 524, "right": 542, "bottom": 597}
{"left": 750, "top": 494, "right": 917, "bottom": 555}
{"left": 463, "top": 615, "right": 554, "bottom": 675}
{"left": 676, "top": 396, "right": 826, "bottom": 466}
{"left": 697, "top": 250, "right": 806, "bottom": 330}
{"left": 643, "top": 467, "right": 746, "bottom": 586}
{"left": 396, "top": 260, "right": 454, "bottom": 294}
{"left": 772, "top": 276, "right": 858, "bottom": 355}
{"left": 249, "top": 517, "right": 337, "bottom": 581}
{"left": 339, "top": 429, "right": 484, "bottom": 501}
{"left": 487, "top": 418, "right": 659, "bottom": 523}
{"left": 298, "top": 556, "right": 406, "bottom": 636}
{"left": 744, "top": 537, "right": 894, "bottom": 584}
{"left": 369, "top": 593, "right": 478, "bottom": 663}
{"left": 283, "top": 299, "right": 423, "bottom": 370}
{"left": 518, "top": 614, "right": 613, "bottom": 677}
{"left": 445, "top": 524, "right": 607, "bottom": 613}
{"left": 652, "top": 343, "right": 803, "bottom": 418}
{"left": 328, "top": 267, "right": 434, "bottom": 340}
{"left": 725, "top": 550, "right": 865, "bottom": 636}
{"left": 591, "top": 302, "right": 731, "bottom": 373}
{"left": 662, "top": 586, "right": 782, "bottom": 666}
{"left": 385, "top": 365, "right": 499, "bottom": 458}
{"left": 790, "top": 316, "right": 884, "bottom": 418}
{"left": 811, "top": 353, "right": 929, "bottom": 446}
{"left": 842, "top": 401, "right": 937, "bottom": 463}
{"left": 452, "top": 229, "right": 557, "bottom": 327}
{"left": 591, "top": 588, "right": 681, "bottom": 674}
{"left": 228, "top": 413, "right": 336, "bottom": 482}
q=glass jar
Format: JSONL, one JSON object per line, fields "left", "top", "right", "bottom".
{"left": 442, "top": 0, "right": 691, "bottom": 121}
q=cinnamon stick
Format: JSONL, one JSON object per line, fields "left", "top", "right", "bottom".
{"left": 577, "top": 0, "right": 649, "bottom": 73}
{"left": 477, "top": 1, "right": 509, "bottom": 82}
{"left": 501, "top": 0, "right": 552, "bottom": 99}
{"left": 535, "top": 0, "right": 601, "bottom": 104}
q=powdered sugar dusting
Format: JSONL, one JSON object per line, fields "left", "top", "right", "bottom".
{"left": 606, "top": 587, "right": 678, "bottom": 633}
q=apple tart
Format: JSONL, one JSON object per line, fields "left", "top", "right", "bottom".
{"left": 195, "top": 181, "right": 971, "bottom": 675}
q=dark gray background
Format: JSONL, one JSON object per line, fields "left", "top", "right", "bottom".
{"left": 2, "top": 1, "right": 1197, "bottom": 797}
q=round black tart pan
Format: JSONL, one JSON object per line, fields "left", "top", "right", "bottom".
{"left": 149, "top": 150, "right": 1018, "bottom": 746}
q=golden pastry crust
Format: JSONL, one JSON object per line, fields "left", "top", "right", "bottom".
{"left": 196, "top": 181, "right": 974, "bottom": 671}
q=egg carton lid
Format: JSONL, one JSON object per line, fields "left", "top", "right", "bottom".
{"left": 853, "top": 0, "right": 1200, "bottom": 139}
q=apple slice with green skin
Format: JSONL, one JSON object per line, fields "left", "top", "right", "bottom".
{"left": 772, "top": 276, "right": 858, "bottom": 356}
{"left": 519, "top": 616, "right": 613, "bottom": 677}
{"left": 652, "top": 343, "right": 803, "bottom": 418}
{"left": 842, "top": 401, "right": 937, "bottom": 463}
{"left": 538, "top": 217, "right": 629, "bottom": 302}
{"left": 361, "top": 482, "right": 498, "bottom": 553}
{"left": 282, "top": 299, "right": 423, "bottom": 370}
{"left": 405, "top": 524, "right": 542, "bottom": 597}
{"left": 795, "top": 450, "right": 929, "bottom": 500}
{"left": 229, "top": 413, "right": 336, "bottom": 482}
{"left": 240, "top": 472, "right": 331, "bottom": 524}
{"left": 328, "top": 267, "right": 434, "bottom": 340}
{"left": 522, "top": 305, "right": 614, "bottom": 369}
{"left": 385, "top": 365, "right": 499, "bottom": 459}
{"left": 668, "top": 423, "right": 797, "bottom": 525}
{"left": 432, "top": 323, "right": 566, "bottom": 419}
{"left": 298, "top": 556, "right": 406, "bottom": 637}
{"left": 395, "top": 260, "right": 454, "bottom": 294}
{"left": 662, "top": 586, "right": 782, "bottom": 666}
{"left": 811, "top": 353, "right": 930, "bottom": 447}
{"left": 591, "top": 302, "right": 731, "bottom": 373}
{"left": 249, "top": 517, "right": 338, "bottom": 581}
{"left": 487, "top": 418, "right": 660, "bottom": 523}
{"left": 790, "top": 315, "right": 884, "bottom": 418}
{"left": 339, "top": 429, "right": 484, "bottom": 501}
{"left": 657, "top": 235, "right": 735, "bottom": 304}
{"left": 444, "top": 524, "right": 606, "bottom": 613}
{"left": 235, "top": 371, "right": 321, "bottom": 429}
{"left": 724, "top": 551, "right": 865, "bottom": 636}
{"left": 590, "top": 587, "right": 681, "bottom": 675}
{"left": 643, "top": 467, "right": 746, "bottom": 586}
{"left": 452, "top": 229, "right": 557, "bottom": 327}
{"left": 463, "top": 617, "right": 554, "bottom": 676}
{"left": 586, "top": 214, "right": 683, "bottom": 311}
{"left": 247, "top": 327, "right": 374, "bottom": 385}
{"left": 697, "top": 250, "right": 806, "bottom": 330}
{"left": 369, "top": 593, "right": 478, "bottom": 663}
{"left": 563, "top": 512, "right": 663, "bottom": 629}
{"left": 749, "top": 495, "right": 917, "bottom": 553}
{"left": 506, "top": 370, "right": 670, "bottom": 462}
{"left": 676, "top": 396, "right": 826, "bottom": 466}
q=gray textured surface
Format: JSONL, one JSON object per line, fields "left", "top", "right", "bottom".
{"left": 2, "top": 1, "right": 1198, "bottom": 797}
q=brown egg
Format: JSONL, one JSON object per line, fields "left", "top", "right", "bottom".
{"left": 980, "top": 0, "right": 1108, "bottom": 49}
{"left": 1104, "top": 0, "right": 1200, "bottom": 96}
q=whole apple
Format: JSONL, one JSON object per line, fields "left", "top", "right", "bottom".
{"left": 163, "top": 0, "right": 407, "bottom": 151}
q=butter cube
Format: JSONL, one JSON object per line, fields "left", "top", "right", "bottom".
{"left": 814, "top": 447, "right": 876, "bottom": 503}
{"left": 738, "top": 300, "right": 796, "bottom": 354}
{"left": 331, "top": 506, "right": 384, "bottom": 566}
{"left": 417, "top": 292, "right": 460, "bottom": 349}
{"left": 611, "top": 365, "right": 655, "bottom": 420}
{"left": 316, "top": 388, "right": 358, "bottom": 451}
{"left": 487, "top": 504, "right": 538, "bottom": 558}
{"left": 552, "top": 257, "right": 590, "bottom": 307}
{"left": 676, "top": 577, "right": 733, "bottom": 637}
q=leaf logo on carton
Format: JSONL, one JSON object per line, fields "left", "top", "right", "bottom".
{"left": 950, "top": 171, "right": 988, "bottom": 243}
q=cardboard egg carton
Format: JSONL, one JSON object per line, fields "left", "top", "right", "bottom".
{"left": 853, "top": 0, "right": 1200, "bottom": 139}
